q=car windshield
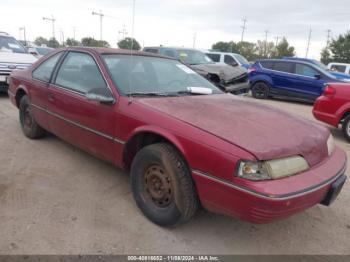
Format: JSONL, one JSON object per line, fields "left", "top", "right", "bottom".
{"left": 103, "top": 55, "right": 222, "bottom": 96}
{"left": 176, "top": 49, "right": 213, "bottom": 65}
{"left": 311, "top": 59, "right": 328, "bottom": 71}
{"left": 0, "top": 36, "right": 27, "bottom": 54}
{"left": 234, "top": 54, "right": 249, "bottom": 65}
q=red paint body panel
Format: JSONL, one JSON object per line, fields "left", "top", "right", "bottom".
{"left": 313, "top": 83, "right": 350, "bottom": 127}
{"left": 7, "top": 47, "right": 347, "bottom": 224}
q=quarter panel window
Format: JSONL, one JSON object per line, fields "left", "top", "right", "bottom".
{"left": 295, "top": 64, "right": 318, "bottom": 77}
{"left": 55, "top": 52, "right": 107, "bottom": 94}
{"left": 32, "top": 52, "right": 63, "bottom": 82}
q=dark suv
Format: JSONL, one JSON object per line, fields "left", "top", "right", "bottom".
{"left": 248, "top": 59, "right": 345, "bottom": 102}
{"left": 143, "top": 46, "right": 250, "bottom": 94}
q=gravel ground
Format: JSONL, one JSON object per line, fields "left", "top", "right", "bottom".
{"left": 0, "top": 93, "right": 349, "bottom": 255}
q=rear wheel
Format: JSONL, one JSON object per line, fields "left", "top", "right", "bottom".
{"left": 251, "top": 82, "right": 269, "bottom": 99}
{"left": 342, "top": 115, "right": 350, "bottom": 142}
{"left": 130, "top": 143, "right": 199, "bottom": 227}
{"left": 19, "top": 95, "right": 46, "bottom": 139}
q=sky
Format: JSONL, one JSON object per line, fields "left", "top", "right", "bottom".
{"left": 1, "top": 0, "right": 349, "bottom": 59}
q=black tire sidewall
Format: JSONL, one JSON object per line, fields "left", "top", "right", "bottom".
{"left": 343, "top": 116, "right": 350, "bottom": 142}
{"left": 252, "top": 82, "right": 269, "bottom": 99}
{"left": 131, "top": 145, "right": 185, "bottom": 227}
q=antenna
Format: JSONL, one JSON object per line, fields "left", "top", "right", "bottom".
{"left": 128, "top": 0, "right": 136, "bottom": 104}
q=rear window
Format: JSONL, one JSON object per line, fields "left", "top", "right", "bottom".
{"left": 206, "top": 53, "right": 220, "bottom": 62}
{"left": 260, "top": 61, "right": 274, "bottom": 70}
{"left": 144, "top": 48, "right": 159, "bottom": 54}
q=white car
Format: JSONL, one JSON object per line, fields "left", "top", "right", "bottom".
{"left": 205, "top": 51, "right": 251, "bottom": 69}
{"left": 327, "top": 62, "right": 350, "bottom": 75}
{"left": 28, "top": 46, "right": 54, "bottom": 58}
{"left": 0, "top": 31, "right": 37, "bottom": 92}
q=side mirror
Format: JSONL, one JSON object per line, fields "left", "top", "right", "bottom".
{"left": 86, "top": 92, "right": 115, "bottom": 105}
{"left": 314, "top": 74, "right": 322, "bottom": 79}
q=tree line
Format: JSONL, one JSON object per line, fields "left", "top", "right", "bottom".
{"left": 33, "top": 36, "right": 141, "bottom": 50}
{"left": 211, "top": 37, "right": 295, "bottom": 61}
{"left": 321, "top": 32, "right": 350, "bottom": 64}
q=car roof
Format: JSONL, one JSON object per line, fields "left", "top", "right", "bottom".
{"left": 328, "top": 62, "right": 350, "bottom": 66}
{"left": 144, "top": 46, "right": 201, "bottom": 51}
{"left": 258, "top": 58, "right": 317, "bottom": 66}
{"left": 206, "top": 51, "right": 239, "bottom": 55}
{"left": 56, "top": 47, "right": 175, "bottom": 60}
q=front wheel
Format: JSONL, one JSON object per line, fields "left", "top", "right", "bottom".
{"left": 130, "top": 143, "right": 199, "bottom": 227}
{"left": 19, "top": 95, "right": 46, "bottom": 139}
{"left": 251, "top": 82, "right": 269, "bottom": 99}
{"left": 342, "top": 115, "right": 350, "bottom": 142}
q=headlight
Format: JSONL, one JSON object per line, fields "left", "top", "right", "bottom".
{"left": 237, "top": 156, "right": 310, "bottom": 181}
{"left": 327, "top": 135, "right": 335, "bottom": 156}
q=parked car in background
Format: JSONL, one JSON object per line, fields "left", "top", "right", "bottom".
{"left": 205, "top": 51, "right": 251, "bottom": 69}
{"left": 282, "top": 57, "right": 350, "bottom": 80}
{"left": 0, "top": 31, "right": 37, "bottom": 92}
{"left": 313, "top": 83, "right": 350, "bottom": 141}
{"left": 328, "top": 62, "right": 350, "bottom": 75}
{"left": 8, "top": 47, "right": 347, "bottom": 226}
{"left": 249, "top": 59, "right": 345, "bottom": 102}
{"left": 28, "top": 46, "right": 54, "bottom": 58}
{"left": 143, "top": 46, "right": 250, "bottom": 94}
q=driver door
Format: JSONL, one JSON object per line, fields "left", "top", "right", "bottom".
{"left": 47, "top": 51, "right": 116, "bottom": 163}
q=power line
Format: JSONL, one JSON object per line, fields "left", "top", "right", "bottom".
{"left": 240, "top": 18, "right": 247, "bottom": 42}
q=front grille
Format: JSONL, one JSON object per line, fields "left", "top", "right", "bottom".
{"left": 0, "top": 63, "right": 32, "bottom": 73}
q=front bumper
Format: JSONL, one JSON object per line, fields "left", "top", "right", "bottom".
{"left": 0, "top": 73, "right": 10, "bottom": 92}
{"left": 192, "top": 147, "right": 347, "bottom": 223}
{"left": 220, "top": 81, "right": 250, "bottom": 94}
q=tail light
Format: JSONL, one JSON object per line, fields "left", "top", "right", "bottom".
{"left": 247, "top": 67, "right": 257, "bottom": 74}
{"left": 323, "top": 85, "right": 336, "bottom": 97}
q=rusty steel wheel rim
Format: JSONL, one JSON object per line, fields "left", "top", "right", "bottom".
{"left": 144, "top": 164, "right": 172, "bottom": 208}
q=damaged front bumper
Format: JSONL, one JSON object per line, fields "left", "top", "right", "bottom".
{"left": 219, "top": 73, "right": 250, "bottom": 94}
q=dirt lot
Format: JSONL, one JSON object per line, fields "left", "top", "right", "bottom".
{"left": 0, "top": 93, "right": 349, "bottom": 255}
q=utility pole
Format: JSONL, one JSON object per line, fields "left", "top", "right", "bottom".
{"left": 43, "top": 16, "right": 56, "bottom": 39}
{"left": 264, "top": 30, "right": 269, "bottom": 57}
{"left": 193, "top": 32, "right": 197, "bottom": 48}
{"left": 19, "top": 27, "right": 26, "bottom": 46}
{"left": 60, "top": 30, "right": 65, "bottom": 46}
{"left": 326, "top": 29, "right": 331, "bottom": 49}
{"left": 119, "top": 24, "right": 128, "bottom": 40}
{"left": 92, "top": 10, "right": 104, "bottom": 40}
{"left": 305, "top": 28, "right": 312, "bottom": 58}
{"left": 73, "top": 26, "right": 76, "bottom": 40}
{"left": 240, "top": 18, "right": 247, "bottom": 42}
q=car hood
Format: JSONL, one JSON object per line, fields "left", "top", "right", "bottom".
{"left": 190, "top": 63, "right": 247, "bottom": 81}
{"left": 0, "top": 52, "right": 37, "bottom": 64}
{"left": 138, "top": 94, "right": 329, "bottom": 166}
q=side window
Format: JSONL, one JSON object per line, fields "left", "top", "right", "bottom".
{"left": 273, "top": 62, "right": 294, "bottom": 73}
{"left": 224, "top": 55, "right": 238, "bottom": 66}
{"left": 330, "top": 65, "right": 346, "bottom": 73}
{"left": 32, "top": 52, "right": 63, "bottom": 82}
{"left": 206, "top": 54, "right": 220, "bottom": 62}
{"left": 163, "top": 49, "right": 176, "bottom": 58}
{"left": 55, "top": 52, "right": 107, "bottom": 94}
{"left": 295, "top": 64, "right": 318, "bottom": 77}
{"left": 260, "top": 61, "right": 274, "bottom": 70}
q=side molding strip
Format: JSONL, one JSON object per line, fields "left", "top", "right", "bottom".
{"left": 31, "top": 103, "right": 125, "bottom": 145}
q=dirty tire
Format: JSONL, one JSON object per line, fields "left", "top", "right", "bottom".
{"left": 131, "top": 143, "right": 199, "bottom": 227}
{"left": 252, "top": 82, "right": 269, "bottom": 99}
{"left": 19, "top": 95, "right": 46, "bottom": 139}
{"left": 342, "top": 115, "right": 350, "bottom": 142}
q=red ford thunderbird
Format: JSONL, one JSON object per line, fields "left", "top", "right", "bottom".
{"left": 8, "top": 47, "right": 347, "bottom": 227}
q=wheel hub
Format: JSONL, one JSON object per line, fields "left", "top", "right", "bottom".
{"left": 144, "top": 165, "right": 172, "bottom": 208}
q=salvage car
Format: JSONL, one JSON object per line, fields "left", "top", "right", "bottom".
{"left": 249, "top": 59, "right": 346, "bottom": 102}
{"left": 143, "top": 46, "right": 249, "bottom": 94}
{"left": 313, "top": 83, "right": 350, "bottom": 141}
{"left": 0, "top": 31, "right": 37, "bottom": 92}
{"left": 8, "top": 47, "right": 347, "bottom": 227}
